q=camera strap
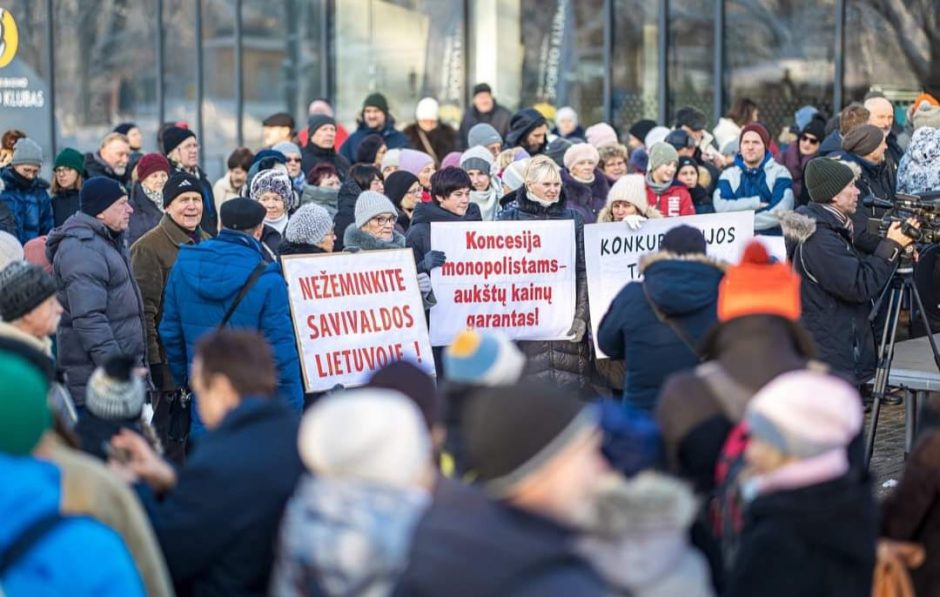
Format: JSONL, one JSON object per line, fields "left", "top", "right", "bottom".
{"left": 796, "top": 242, "right": 820, "bottom": 285}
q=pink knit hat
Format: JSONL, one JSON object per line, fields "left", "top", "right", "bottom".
{"left": 398, "top": 149, "right": 434, "bottom": 176}
{"left": 585, "top": 123, "right": 618, "bottom": 148}
{"left": 563, "top": 143, "right": 600, "bottom": 171}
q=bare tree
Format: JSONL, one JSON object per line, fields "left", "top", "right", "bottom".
{"left": 864, "top": 0, "right": 939, "bottom": 95}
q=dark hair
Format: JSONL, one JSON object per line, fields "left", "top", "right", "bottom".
{"left": 430, "top": 167, "right": 471, "bottom": 202}
{"left": 307, "top": 162, "right": 339, "bottom": 186}
{"left": 726, "top": 98, "right": 759, "bottom": 127}
{"left": 227, "top": 147, "right": 254, "bottom": 172}
{"left": 195, "top": 330, "right": 277, "bottom": 397}
{"left": 355, "top": 134, "right": 386, "bottom": 165}
{"left": 348, "top": 163, "right": 383, "bottom": 191}
{"left": 1, "top": 129, "right": 26, "bottom": 151}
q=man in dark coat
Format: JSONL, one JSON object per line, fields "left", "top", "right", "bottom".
{"left": 84, "top": 132, "right": 131, "bottom": 192}
{"left": 403, "top": 97, "right": 462, "bottom": 165}
{"left": 299, "top": 114, "right": 351, "bottom": 180}
{"left": 781, "top": 157, "right": 912, "bottom": 387}
{"left": 46, "top": 177, "right": 148, "bottom": 403}
{"left": 838, "top": 123, "right": 895, "bottom": 212}
{"left": 338, "top": 93, "right": 410, "bottom": 164}
{"left": 109, "top": 329, "right": 304, "bottom": 597}
{"left": 505, "top": 108, "right": 550, "bottom": 155}
{"left": 459, "top": 83, "right": 513, "bottom": 145}
{"left": 163, "top": 126, "right": 218, "bottom": 235}
{"left": 405, "top": 167, "right": 481, "bottom": 268}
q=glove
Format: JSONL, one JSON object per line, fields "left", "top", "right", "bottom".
{"left": 421, "top": 250, "right": 447, "bottom": 271}
{"left": 623, "top": 215, "right": 645, "bottom": 230}
{"left": 417, "top": 272, "right": 433, "bottom": 294}
{"left": 566, "top": 318, "right": 587, "bottom": 343}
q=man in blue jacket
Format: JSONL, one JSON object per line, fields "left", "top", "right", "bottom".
{"left": 339, "top": 93, "right": 411, "bottom": 164}
{"left": 159, "top": 198, "right": 303, "bottom": 434}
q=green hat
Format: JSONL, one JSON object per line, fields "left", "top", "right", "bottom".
{"left": 54, "top": 147, "right": 85, "bottom": 174}
{"left": 805, "top": 158, "right": 856, "bottom": 203}
{"left": 647, "top": 142, "right": 679, "bottom": 173}
{"left": 363, "top": 93, "right": 389, "bottom": 115}
{"left": 0, "top": 346, "right": 51, "bottom": 455}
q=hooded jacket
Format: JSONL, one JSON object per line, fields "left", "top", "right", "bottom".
{"left": 301, "top": 142, "right": 351, "bottom": 183}
{"left": 505, "top": 109, "right": 548, "bottom": 155}
{"left": 332, "top": 176, "right": 365, "bottom": 252}
{"left": 561, "top": 168, "right": 609, "bottom": 224}
{"left": 597, "top": 252, "right": 725, "bottom": 412}
{"left": 0, "top": 166, "right": 53, "bottom": 244}
{"left": 339, "top": 116, "right": 411, "bottom": 165}
{"left": 47, "top": 212, "right": 148, "bottom": 402}
{"left": 405, "top": 200, "right": 483, "bottom": 266}
{"left": 897, "top": 126, "right": 940, "bottom": 196}
{"left": 714, "top": 153, "right": 794, "bottom": 231}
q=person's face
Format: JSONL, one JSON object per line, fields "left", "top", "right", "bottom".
{"left": 14, "top": 163, "right": 40, "bottom": 181}
{"left": 602, "top": 157, "right": 627, "bottom": 180}
{"left": 369, "top": 177, "right": 385, "bottom": 193}
{"left": 20, "top": 295, "right": 63, "bottom": 338}
{"left": 740, "top": 131, "right": 766, "bottom": 166}
{"left": 528, "top": 178, "right": 561, "bottom": 203}
{"left": 363, "top": 107, "right": 386, "bottom": 129}
{"left": 317, "top": 227, "right": 336, "bottom": 253}
{"left": 627, "top": 135, "right": 643, "bottom": 151}
{"left": 401, "top": 182, "right": 422, "bottom": 212}
{"left": 610, "top": 200, "right": 639, "bottom": 221}
{"left": 97, "top": 196, "right": 133, "bottom": 231}
{"left": 173, "top": 137, "right": 199, "bottom": 169}
{"left": 374, "top": 144, "right": 388, "bottom": 167}
{"left": 363, "top": 213, "right": 395, "bottom": 241}
{"left": 473, "top": 92, "right": 494, "bottom": 113}
{"left": 141, "top": 170, "right": 168, "bottom": 193}
{"left": 318, "top": 174, "right": 341, "bottom": 189}
{"left": 571, "top": 159, "right": 596, "bottom": 180}
{"left": 258, "top": 191, "right": 286, "bottom": 220}
{"left": 311, "top": 125, "right": 336, "bottom": 149}
{"left": 418, "top": 163, "right": 436, "bottom": 189}
{"left": 651, "top": 162, "right": 677, "bottom": 184}
{"left": 798, "top": 133, "right": 820, "bottom": 157}
{"left": 229, "top": 167, "right": 247, "bottom": 188}
{"left": 831, "top": 181, "right": 860, "bottom": 215}
{"left": 382, "top": 165, "right": 399, "bottom": 177}
{"left": 284, "top": 152, "right": 302, "bottom": 177}
{"left": 868, "top": 100, "right": 894, "bottom": 133}
{"left": 417, "top": 119, "right": 437, "bottom": 132}
{"left": 262, "top": 126, "right": 292, "bottom": 148}
{"left": 54, "top": 167, "right": 79, "bottom": 189}
{"left": 525, "top": 124, "right": 549, "bottom": 152}
{"left": 677, "top": 165, "right": 698, "bottom": 188}
{"left": 126, "top": 127, "right": 143, "bottom": 150}
{"left": 682, "top": 125, "right": 704, "bottom": 143}
{"left": 557, "top": 117, "right": 576, "bottom": 137}
{"left": 101, "top": 140, "right": 131, "bottom": 174}
{"left": 536, "top": 430, "right": 609, "bottom": 528}
{"left": 486, "top": 142, "right": 502, "bottom": 158}
{"left": 438, "top": 187, "right": 471, "bottom": 216}
{"left": 191, "top": 357, "right": 237, "bottom": 430}
{"left": 868, "top": 136, "right": 888, "bottom": 164}
{"left": 467, "top": 169, "right": 490, "bottom": 191}
{"left": 745, "top": 437, "right": 789, "bottom": 474}
{"left": 166, "top": 191, "right": 204, "bottom": 231}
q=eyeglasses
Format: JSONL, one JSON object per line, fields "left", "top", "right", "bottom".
{"left": 370, "top": 216, "right": 396, "bottom": 226}
{"left": 408, "top": 187, "right": 424, "bottom": 196}
{"left": 800, "top": 135, "right": 820, "bottom": 145}
{"left": 286, "top": 157, "right": 302, "bottom": 163}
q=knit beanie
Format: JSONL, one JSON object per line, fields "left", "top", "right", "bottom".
{"left": 354, "top": 191, "right": 397, "bottom": 228}
{"left": 718, "top": 240, "right": 800, "bottom": 322}
{"left": 381, "top": 148, "right": 401, "bottom": 171}
{"left": 664, "top": 129, "right": 696, "bottom": 150}
{"left": 272, "top": 141, "right": 301, "bottom": 158}
{"left": 162, "top": 126, "right": 196, "bottom": 155}
{"left": 628, "top": 119, "right": 657, "bottom": 144}
{"left": 369, "top": 361, "right": 439, "bottom": 429}
{"left": 298, "top": 388, "right": 430, "bottom": 488}
{"left": 113, "top": 122, "right": 137, "bottom": 136}
{"left": 284, "top": 203, "right": 333, "bottom": 245}
{"left": 460, "top": 145, "right": 494, "bottom": 174}
{"left": 545, "top": 137, "right": 573, "bottom": 168}
{"left": 355, "top": 135, "right": 385, "bottom": 165}
{"left": 443, "top": 329, "right": 525, "bottom": 386}
{"left": 441, "top": 152, "right": 462, "bottom": 169}
{"left": 801, "top": 117, "right": 827, "bottom": 140}
{"left": 464, "top": 382, "right": 598, "bottom": 496}
{"left": 555, "top": 106, "right": 578, "bottom": 129}
{"left": 307, "top": 114, "right": 335, "bottom": 137}
{"left": 644, "top": 126, "right": 671, "bottom": 149}
{"left": 661, "top": 225, "right": 706, "bottom": 256}
{"left": 363, "top": 92, "right": 390, "bottom": 115}
{"left": 647, "top": 142, "right": 679, "bottom": 173}
{"left": 251, "top": 148, "right": 287, "bottom": 167}
{"left": 628, "top": 148, "right": 648, "bottom": 173}
{"left": 250, "top": 169, "right": 294, "bottom": 209}
{"left": 805, "top": 158, "right": 856, "bottom": 203}
{"left": 793, "top": 106, "right": 820, "bottom": 133}
{"left": 415, "top": 97, "right": 439, "bottom": 121}
{"left": 220, "top": 198, "right": 266, "bottom": 230}
{"left": 136, "top": 153, "right": 171, "bottom": 183}
{"left": 0, "top": 345, "right": 51, "bottom": 455}
{"left": 746, "top": 370, "right": 862, "bottom": 459}
{"left": 384, "top": 170, "right": 420, "bottom": 206}
{"left": 585, "top": 123, "right": 618, "bottom": 148}
{"left": 841, "top": 124, "right": 884, "bottom": 156}
{"left": 468, "top": 123, "right": 502, "bottom": 149}
{"left": 80, "top": 177, "right": 127, "bottom": 216}
{"left": 85, "top": 356, "right": 145, "bottom": 420}
{"left": 912, "top": 104, "right": 940, "bottom": 131}
{"left": 22, "top": 237, "right": 50, "bottom": 274}
{"left": 0, "top": 261, "right": 58, "bottom": 322}
{"left": 0, "top": 231, "right": 23, "bottom": 269}
{"left": 501, "top": 158, "right": 531, "bottom": 192}
{"left": 912, "top": 93, "right": 940, "bottom": 111}
{"left": 739, "top": 122, "right": 771, "bottom": 149}
{"left": 563, "top": 143, "right": 600, "bottom": 171}
{"left": 398, "top": 149, "right": 434, "bottom": 177}
{"left": 53, "top": 147, "right": 84, "bottom": 173}
{"left": 163, "top": 171, "right": 202, "bottom": 208}
{"left": 606, "top": 174, "right": 650, "bottom": 216}
{"left": 675, "top": 106, "right": 707, "bottom": 131}
{"left": 11, "top": 138, "right": 42, "bottom": 166}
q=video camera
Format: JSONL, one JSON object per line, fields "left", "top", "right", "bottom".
{"left": 874, "top": 192, "right": 940, "bottom": 244}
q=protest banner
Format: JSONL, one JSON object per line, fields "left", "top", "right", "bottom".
{"left": 429, "top": 220, "right": 576, "bottom": 346}
{"left": 281, "top": 249, "right": 435, "bottom": 392}
{"left": 584, "top": 211, "right": 755, "bottom": 358}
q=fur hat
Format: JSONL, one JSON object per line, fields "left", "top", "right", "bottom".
{"left": 588, "top": 472, "right": 696, "bottom": 536}
{"left": 250, "top": 169, "right": 295, "bottom": 210}
{"left": 354, "top": 191, "right": 397, "bottom": 229}
{"left": 563, "top": 143, "right": 600, "bottom": 171}
{"left": 443, "top": 330, "right": 525, "bottom": 386}
{"left": 284, "top": 203, "right": 333, "bottom": 246}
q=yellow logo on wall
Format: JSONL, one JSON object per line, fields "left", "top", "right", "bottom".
{"left": 0, "top": 8, "right": 19, "bottom": 69}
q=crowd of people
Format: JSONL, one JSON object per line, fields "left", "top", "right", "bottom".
{"left": 2, "top": 81, "right": 940, "bottom": 596}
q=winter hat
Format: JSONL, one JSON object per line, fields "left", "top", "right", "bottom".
{"left": 676, "top": 156, "right": 699, "bottom": 176}
{"left": 800, "top": 116, "right": 827, "bottom": 141}
{"left": 441, "top": 152, "right": 462, "bottom": 169}
{"left": 0, "top": 231, "right": 23, "bottom": 269}
{"left": 384, "top": 170, "right": 420, "bottom": 206}
{"left": 307, "top": 114, "right": 335, "bottom": 137}
{"left": 362, "top": 92, "right": 390, "bottom": 115}
{"left": 298, "top": 388, "right": 430, "bottom": 488}
{"left": 675, "top": 106, "right": 707, "bottom": 131}
{"left": 0, "top": 261, "right": 57, "bottom": 322}
{"left": 628, "top": 148, "right": 648, "bottom": 173}
{"left": 22, "top": 237, "right": 51, "bottom": 274}
{"left": 628, "top": 119, "right": 657, "bottom": 144}
{"left": 0, "top": 344, "right": 51, "bottom": 455}
{"left": 464, "top": 382, "right": 598, "bottom": 496}
{"left": 354, "top": 191, "right": 397, "bottom": 228}
{"left": 53, "top": 147, "right": 84, "bottom": 173}
{"left": 220, "top": 198, "right": 266, "bottom": 230}
{"left": 415, "top": 97, "right": 439, "bottom": 121}
{"left": 398, "top": 149, "right": 434, "bottom": 177}
{"left": 472, "top": 82, "right": 492, "bottom": 96}
{"left": 505, "top": 108, "right": 547, "bottom": 148}
{"left": 665, "top": 129, "right": 696, "bottom": 151}
{"left": 113, "top": 122, "right": 137, "bottom": 136}
{"left": 308, "top": 99, "right": 335, "bottom": 117}
{"left": 598, "top": 401, "right": 662, "bottom": 477}
{"left": 644, "top": 126, "right": 671, "bottom": 148}
{"left": 555, "top": 106, "right": 578, "bottom": 129}
{"left": 588, "top": 472, "right": 696, "bottom": 536}
{"left": 369, "top": 361, "right": 440, "bottom": 429}
{"left": 468, "top": 123, "right": 502, "bottom": 149}
{"left": 805, "top": 158, "right": 856, "bottom": 203}
{"left": 739, "top": 122, "right": 771, "bottom": 149}
{"left": 647, "top": 142, "right": 679, "bottom": 173}
{"left": 262, "top": 112, "right": 295, "bottom": 129}
{"left": 80, "top": 177, "right": 127, "bottom": 216}
{"left": 545, "top": 137, "right": 574, "bottom": 168}
{"left": 272, "top": 141, "right": 301, "bottom": 158}
{"left": 162, "top": 126, "right": 196, "bottom": 155}
{"left": 284, "top": 203, "right": 333, "bottom": 246}
{"left": 912, "top": 104, "right": 940, "bottom": 131}
{"left": 912, "top": 93, "right": 940, "bottom": 111}
{"left": 11, "top": 138, "right": 42, "bottom": 166}
{"left": 136, "top": 153, "right": 171, "bottom": 182}
{"left": 718, "top": 240, "right": 801, "bottom": 322}
{"left": 459, "top": 146, "right": 493, "bottom": 174}
{"left": 606, "top": 174, "right": 650, "bottom": 216}
{"left": 162, "top": 171, "right": 202, "bottom": 208}
{"left": 563, "top": 143, "right": 600, "bottom": 171}
{"left": 661, "top": 225, "right": 706, "bottom": 256}
{"left": 746, "top": 370, "right": 862, "bottom": 459}
{"left": 444, "top": 329, "right": 525, "bottom": 386}
{"left": 793, "top": 105, "right": 820, "bottom": 133}
{"left": 250, "top": 169, "right": 294, "bottom": 209}
{"left": 585, "top": 123, "right": 618, "bottom": 148}
{"left": 355, "top": 134, "right": 385, "bottom": 165}
{"left": 501, "top": 158, "right": 531, "bottom": 192}
{"left": 85, "top": 356, "right": 145, "bottom": 420}
{"left": 841, "top": 124, "right": 884, "bottom": 156}
{"left": 381, "top": 148, "right": 401, "bottom": 172}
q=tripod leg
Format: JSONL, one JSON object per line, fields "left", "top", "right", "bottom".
{"left": 909, "top": 278, "right": 940, "bottom": 372}
{"left": 866, "top": 286, "right": 904, "bottom": 468}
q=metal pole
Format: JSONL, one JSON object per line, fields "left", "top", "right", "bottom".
{"left": 235, "top": 0, "right": 244, "bottom": 147}
{"left": 324, "top": 0, "right": 335, "bottom": 104}
{"left": 195, "top": 0, "right": 205, "bottom": 167}
{"left": 658, "top": 0, "right": 669, "bottom": 124}
{"left": 713, "top": 0, "right": 724, "bottom": 125}
{"left": 45, "top": 0, "right": 56, "bottom": 158}
{"left": 603, "top": 0, "right": 613, "bottom": 123}
{"left": 833, "top": 0, "right": 846, "bottom": 111}
{"left": 156, "top": 0, "right": 165, "bottom": 134}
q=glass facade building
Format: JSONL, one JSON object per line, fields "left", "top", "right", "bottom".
{"left": 0, "top": 0, "right": 924, "bottom": 179}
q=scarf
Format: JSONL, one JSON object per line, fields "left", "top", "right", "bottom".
{"left": 572, "top": 173, "right": 595, "bottom": 185}
{"left": 741, "top": 448, "right": 849, "bottom": 502}
{"left": 820, "top": 204, "right": 854, "bottom": 236}
{"left": 526, "top": 190, "right": 556, "bottom": 208}
{"left": 142, "top": 185, "right": 164, "bottom": 211}
{"left": 265, "top": 212, "right": 289, "bottom": 235}
{"left": 470, "top": 185, "right": 501, "bottom": 220}
{"left": 645, "top": 173, "right": 672, "bottom": 196}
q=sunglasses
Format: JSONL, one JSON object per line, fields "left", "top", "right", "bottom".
{"left": 800, "top": 135, "right": 820, "bottom": 145}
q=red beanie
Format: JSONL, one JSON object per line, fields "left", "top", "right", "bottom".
{"left": 136, "top": 153, "right": 171, "bottom": 182}
{"left": 718, "top": 240, "right": 801, "bottom": 322}
{"left": 739, "top": 123, "right": 771, "bottom": 149}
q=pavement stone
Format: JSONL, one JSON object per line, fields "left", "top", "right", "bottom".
{"left": 868, "top": 403, "right": 908, "bottom": 499}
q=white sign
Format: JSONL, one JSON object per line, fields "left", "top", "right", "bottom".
{"left": 584, "top": 212, "right": 755, "bottom": 358}
{"left": 281, "top": 249, "right": 435, "bottom": 392}
{"left": 429, "top": 220, "right": 577, "bottom": 346}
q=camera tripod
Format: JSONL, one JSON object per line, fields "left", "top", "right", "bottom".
{"left": 864, "top": 260, "right": 940, "bottom": 467}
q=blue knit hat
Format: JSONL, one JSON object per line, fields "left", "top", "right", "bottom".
{"left": 443, "top": 330, "right": 525, "bottom": 386}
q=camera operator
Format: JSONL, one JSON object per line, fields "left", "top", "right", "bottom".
{"left": 782, "top": 157, "right": 916, "bottom": 389}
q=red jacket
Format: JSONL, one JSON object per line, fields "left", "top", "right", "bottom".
{"left": 646, "top": 182, "right": 696, "bottom": 217}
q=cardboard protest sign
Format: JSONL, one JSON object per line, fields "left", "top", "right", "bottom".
{"left": 281, "top": 249, "right": 435, "bottom": 392}
{"left": 429, "top": 220, "right": 576, "bottom": 346}
{"left": 584, "top": 211, "right": 755, "bottom": 358}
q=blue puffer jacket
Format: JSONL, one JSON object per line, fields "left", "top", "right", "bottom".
{"left": 0, "top": 455, "right": 144, "bottom": 596}
{"left": 159, "top": 229, "right": 303, "bottom": 433}
{"left": 0, "top": 166, "right": 53, "bottom": 244}
{"left": 339, "top": 116, "right": 411, "bottom": 164}
{"left": 597, "top": 252, "right": 725, "bottom": 412}
{"left": 714, "top": 153, "right": 794, "bottom": 232}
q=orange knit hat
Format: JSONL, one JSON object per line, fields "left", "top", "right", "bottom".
{"left": 912, "top": 93, "right": 940, "bottom": 112}
{"left": 718, "top": 240, "right": 801, "bottom": 322}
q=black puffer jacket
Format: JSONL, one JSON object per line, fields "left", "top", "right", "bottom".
{"left": 331, "top": 177, "right": 364, "bottom": 252}
{"left": 52, "top": 188, "right": 81, "bottom": 228}
{"left": 497, "top": 186, "right": 592, "bottom": 393}
{"left": 300, "top": 142, "right": 351, "bottom": 182}
{"left": 405, "top": 200, "right": 482, "bottom": 267}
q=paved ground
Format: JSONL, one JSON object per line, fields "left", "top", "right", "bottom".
{"left": 868, "top": 402, "right": 908, "bottom": 499}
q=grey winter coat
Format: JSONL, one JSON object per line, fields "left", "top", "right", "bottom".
{"left": 47, "top": 213, "right": 147, "bottom": 402}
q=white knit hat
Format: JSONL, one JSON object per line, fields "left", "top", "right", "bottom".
{"left": 354, "top": 191, "right": 398, "bottom": 229}
{"left": 606, "top": 174, "right": 650, "bottom": 216}
{"left": 460, "top": 145, "right": 494, "bottom": 174}
{"left": 381, "top": 148, "right": 400, "bottom": 171}
{"left": 501, "top": 158, "right": 531, "bottom": 192}
{"left": 284, "top": 203, "right": 333, "bottom": 245}
{"left": 415, "top": 97, "right": 439, "bottom": 121}
{"left": 0, "top": 232, "right": 24, "bottom": 270}
{"left": 298, "top": 388, "right": 430, "bottom": 488}
{"left": 644, "top": 126, "right": 671, "bottom": 149}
